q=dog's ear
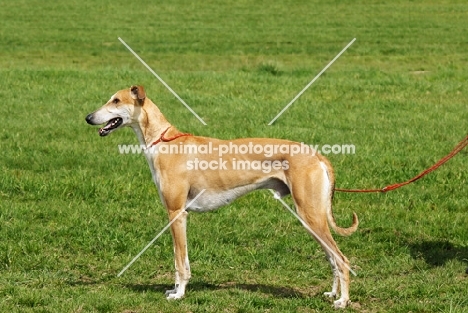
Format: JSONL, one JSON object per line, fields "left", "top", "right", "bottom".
{"left": 130, "top": 85, "right": 146, "bottom": 104}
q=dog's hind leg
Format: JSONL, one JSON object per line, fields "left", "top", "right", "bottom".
{"left": 296, "top": 206, "right": 351, "bottom": 308}
{"left": 324, "top": 247, "right": 350, "bottom": 309}
{"left": 290, "top": 165, "right": 351, "bottom": 309}
{"left": 300, "top": 214, "right": 350, "bottom": 308}
{"left": 323, "top": 254, "right": 339, "bottom": 298}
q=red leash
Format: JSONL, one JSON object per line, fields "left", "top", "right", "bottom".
{"left": 335, "top": 134, "right": 468, "bottom": 193}
{"left": 150, "top": 127, "right": 193, "bottom": 147}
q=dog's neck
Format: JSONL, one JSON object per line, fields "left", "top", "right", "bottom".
{"left": 130, "top": 98, "right": 179, "bottom": 148}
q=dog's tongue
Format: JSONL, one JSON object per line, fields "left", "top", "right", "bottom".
{"left": 99, "top": 121, "right": 113, "bottom": 135}
{"left": 98, "top": 118, "right": 122, "bottom": 137}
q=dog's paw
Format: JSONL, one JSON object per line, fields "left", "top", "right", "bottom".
{"left": 333, "top": 298, "right": 349, "bottom": 309}
{"left": 324, "top": 291, "right": 337, "bottom": 298}
{"left": 166, "top": 292, "right": 184, "bottom": 300}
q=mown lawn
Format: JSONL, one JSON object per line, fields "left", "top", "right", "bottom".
{"left": 0, "top": 1, "right": 467, "bottom": 312}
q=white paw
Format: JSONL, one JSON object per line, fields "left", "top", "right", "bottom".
{"left": 324, "top": 291, "right": 337, "bottom": 298}
{"left": 166, "top": 291, "right": 184, "bottom": 300}
{"left": 333, "top": 298, "right": 349, "bottom": 309}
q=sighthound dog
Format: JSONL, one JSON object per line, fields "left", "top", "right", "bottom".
{"left": 85, "top": 85, "right": 359, "bottom": 309}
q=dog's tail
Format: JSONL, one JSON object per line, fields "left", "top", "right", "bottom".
{"left": 319, "top": 158, "right": 359, "bottom": 236}
{"left": 329, "top": 211, "right": 359, "bottom": 237}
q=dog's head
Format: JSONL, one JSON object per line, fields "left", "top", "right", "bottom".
{"left": 85, "top": 85, "right": 146, "bottom": 136}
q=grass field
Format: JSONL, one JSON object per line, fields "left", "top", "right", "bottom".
{"left": 1, "top": 0, "right": 467, "bottom": 312}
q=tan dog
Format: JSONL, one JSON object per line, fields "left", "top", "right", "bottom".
{"left": 85, "top": 85, "right": 358, "bottom": 309}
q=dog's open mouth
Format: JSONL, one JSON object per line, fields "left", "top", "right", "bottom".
{"left": 99, "top": 118, "right": 123, "bottom": 136}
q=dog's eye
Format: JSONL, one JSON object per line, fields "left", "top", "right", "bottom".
{"left": 112, "top": 98, "right": 120, "bottom": 104}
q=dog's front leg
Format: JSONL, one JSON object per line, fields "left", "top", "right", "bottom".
{"left": 165, "top": 209, "right": 190, "bottom": 300}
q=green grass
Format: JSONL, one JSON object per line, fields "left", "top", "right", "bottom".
{"left": 1, "top": 0, "right": 467, "bottom": 312}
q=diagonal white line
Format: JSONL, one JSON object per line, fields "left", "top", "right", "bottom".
{"left": 117, "top": 189, "right": 206, "bottom": 277}
{"left": 118, "top": 37, "right": 207, "bottom": 126}
{"left": 269, "top": 190, "right": 357, "bottom": 276}
{"left": 268, "top": 38, "right": 356, "bottom": 125}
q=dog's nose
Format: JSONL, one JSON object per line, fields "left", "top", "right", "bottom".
{"left": 85, "top": 113, "right": 94, "bottom": 125}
